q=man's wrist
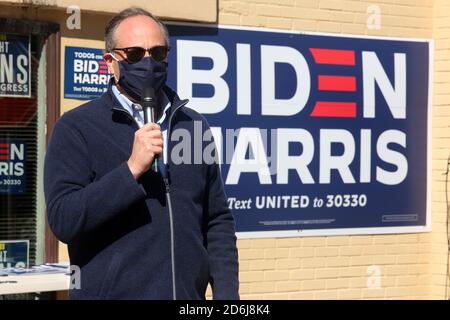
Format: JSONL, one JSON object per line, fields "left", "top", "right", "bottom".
{"left": 127, "top": 160, "right": 142, "bottom": 180}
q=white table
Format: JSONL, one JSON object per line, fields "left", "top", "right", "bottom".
{"left": 0, "top": 273, "right": 70, "bottom": 295}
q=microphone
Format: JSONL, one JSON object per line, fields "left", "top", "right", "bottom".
{"left": 141, "top": 85, "right": 159, "bottom": 173}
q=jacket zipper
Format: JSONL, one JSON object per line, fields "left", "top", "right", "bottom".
{"left": 165, "top": 99, "right": 189, "bottom": 182}
{"left": 163, "top": 99, "right": 188, "bottom": 300}
{"left": 113, "top": 99, "right": 188, "bottom": 300}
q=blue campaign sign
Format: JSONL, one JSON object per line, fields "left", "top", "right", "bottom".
{"left": 64, "top": 46, "right": 111, "bottom": 100}
{"left": 0, "top": 140, "right": 26, "bottom": 194}
{"left": 166, "top": 24, "right": 431, "bottom": 237}
{"left": 0, "top": 35, "right": 30, "bottom": 97}
{"left": 0, "top": 240, "right": 29, "bottom": 269}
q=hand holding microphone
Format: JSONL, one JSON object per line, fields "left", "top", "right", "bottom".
{"left": 127, "top": 122, "right": 163, "bottom": 179}
{"left": 127, "top": 85, "right": 161, "bottom": 180}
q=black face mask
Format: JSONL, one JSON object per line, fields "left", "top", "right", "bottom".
{"left": 116, "top": 57, "right": 168, "bottom": 101}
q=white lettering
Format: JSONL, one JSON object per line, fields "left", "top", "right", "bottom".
{"left": 320, "top": 129, "right": 356, "bottom": 184}
{"left": 261, "top": 45, "right": 310, "bottom": 116}
{"left": 177, "top": 40, "right": 229, "bottom": 114}
{"left": 276, "top": 128, "right": 314, "bottom": 184}
{"left": 363, "top": 51, "right": 406, "bottom": 119}
{"left": 376, "top": 129, "right": 408, "bottom": 185}
{"left": 226, "top": 128, "right": 271, "bottom": 185}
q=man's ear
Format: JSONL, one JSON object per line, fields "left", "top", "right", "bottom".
{"left": 103, "top": 53, "right": 115, "bottom": 74}
{"left": 103, "top": 52, "right": 113, "bottom": 62}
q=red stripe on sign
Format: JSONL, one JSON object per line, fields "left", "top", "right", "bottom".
{"left": 0, "top": 155, "right": 8, "bottom": 160}
{"left": 98, "top": 70, "right": 108, "bottom": 74}
{"left": 0, "top": 143, "right": 8, "bottom": 148}
{"left": 311, "top": 101, "right": 357, "bottom": 118}
{"left": 309, "top": 48, "right": 355, "bottom": 65}
{"left": 0, "top": 149, "right": 8, "bottom": 154}
{"left": 318, "top": 75, "right": 356, "bottom": 91}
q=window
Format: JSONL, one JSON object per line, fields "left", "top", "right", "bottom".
{"left": 0, "top": 18, "right": 60, "bottom": 299}
{"left": 0, "top": 33, "right": 45, "bottom": 267}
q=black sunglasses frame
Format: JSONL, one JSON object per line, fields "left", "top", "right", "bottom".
{"left": 112, "top": 46, "right": 170, "bottom": 63}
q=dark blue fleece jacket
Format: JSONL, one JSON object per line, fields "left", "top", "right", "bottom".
{"left": 44, "top": 84, "right": 239, "bottom": 300}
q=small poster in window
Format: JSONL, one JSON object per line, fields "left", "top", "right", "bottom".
{"left": 0, "top": 240, "right": 29, "bottom": 269}
{"left": 64, "top": 46, "right": 112, "bottom": 100}
{"left": 0, "top": 34, "right": 31, "bottom": 97}
{"left": 0, "top": 140, "right": 26, "bottom": 194}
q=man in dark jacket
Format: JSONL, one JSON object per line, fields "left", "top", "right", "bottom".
{"left": 44, "top": 7, "right": 239, "bottom": 300}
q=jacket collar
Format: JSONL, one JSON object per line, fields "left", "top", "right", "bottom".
{"left": 104, "top": 79, "right": 189, "bottom": 123}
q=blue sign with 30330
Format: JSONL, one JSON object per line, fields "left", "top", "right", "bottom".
{"left": 165, "top": 24, "right": 431, "bottom": 237}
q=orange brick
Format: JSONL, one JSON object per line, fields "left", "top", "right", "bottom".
{"left": 301, "top": 279, "right": 327, "bottom": 291}
{"left": 275, "top": 237, "right": 302, "bottom": 248}
{"left": 290, "top": 269, "right": 315, "bottom": 280}
{"left": 314, "top": 291, "right": 339, "bottom": 299}
{"left": 249, "top": 259, "right": 276, "bottom": 271}
{"left": 289, "top": 292, "right": 315, "bottom": 300}
{"left": 326, "top": 236, "right": 350, "bottom": 246}
{"left": 326, "top": 257, "right": 350, "bottom": 267}
{"left": 315, "top": 247, "right": 339, "bottom": 257}
{"left": 338, "top": 289, "right": 362, "bottom": 300}
{"left": 263, "top": 293, "right": 290, "bottom": 299}
{"left": 264, "top": 248, "right": 290, "bottom": 259}
{"left": 315, "top": 268, "right": 340, "bottom": 279}
{"left": 249, "top": 281, "right": 276, "bottom": 294}
{"left": 290, "top": 247, "right": 315, "bottom": 258}
{"left": 276, "top": 281, "right": 301, "bottom": 292}
{"left": 239, "top": 249, "right": 265, "bottom": 260}
{"left": 326, "top": 278, "right": 350, "bottom": 290}
{"left": 362, "top": 288, "right": 385, "bottom": 299}
{"left": 351, "top": 236, "right": 374, "bottom": 245}
{"left": 276, "top": 258, "right": 301, "bottom": 269}
{"left": 264, "top": 270, "right": 290, "bottom": 281}
{"left": 239, "top": 271, "right": 265, "bottom": 283}
{"left": 301, "top": 257, "right": 327, "bottom": 268}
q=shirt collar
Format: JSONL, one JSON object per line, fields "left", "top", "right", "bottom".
{"left": 157, "top": 88, "right": 171, "bottom": 125}
{"left": 111, "top": 84, "right": 134, "bottom": 116}
{"left": 111, "top": 84, "right": 171, "bottom": 125}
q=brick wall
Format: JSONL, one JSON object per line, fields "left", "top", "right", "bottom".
{"left": 431, "top": 0, "right": 450, "bottom": 300}
{"left": 218, "top": 0, "right": 448, "bottom": 300}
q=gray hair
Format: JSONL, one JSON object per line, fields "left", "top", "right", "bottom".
{"left": 105, "top": 7, "right": 170, "bottom": 52}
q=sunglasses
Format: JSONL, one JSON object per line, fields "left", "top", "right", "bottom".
{"left": 112, "top": 46, "right": 170, "bottom": 63}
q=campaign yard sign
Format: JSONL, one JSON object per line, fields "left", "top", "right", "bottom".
{"left": 0, "top": 140, "right": 26, "bottom": 194}
{"left": 0, "top": 34, "right": 30, "bottom": 97}
{"left": 64, "top": 46, "right": 111, "bottom": 100}
{"left": 166, "top": 24, "right": 432, "bottom": 238}
{"left": 0, "top": 240, "right": 29, "bottom": 269}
